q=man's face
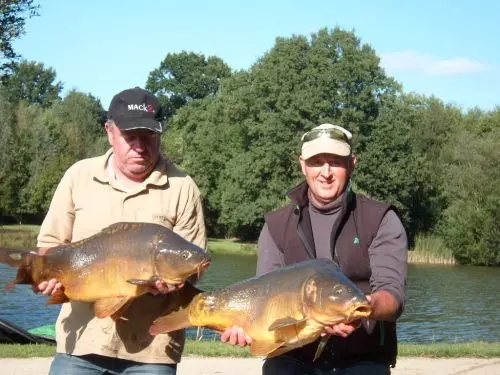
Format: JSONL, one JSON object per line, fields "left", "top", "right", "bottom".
{"left": 105, "top": 122, "right": 160, "bottom": 182}
{"left": 299, "top": 153, "right": 356, "bottom": 206}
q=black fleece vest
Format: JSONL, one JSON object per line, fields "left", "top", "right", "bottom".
{"left": 264, "top": 182, "right": 398, "bottom": 368}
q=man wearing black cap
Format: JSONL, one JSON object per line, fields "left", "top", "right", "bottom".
{"left": 36, "top": 87, "right": 207, "bottom": 374}
{"left": 222, "top": 124, "right": 408, "bottom": 374}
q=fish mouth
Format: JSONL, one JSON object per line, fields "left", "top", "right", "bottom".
{"left": 347, "top": 304, "right": 372, "bottom": 321}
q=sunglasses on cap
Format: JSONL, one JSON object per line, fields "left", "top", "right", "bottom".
{"left": 301, "top": 125, "right": 352, "bottom": 144}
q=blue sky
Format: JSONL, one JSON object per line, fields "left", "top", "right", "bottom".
{"left": 13, "top": 0, "right": 500, "bottom": 111}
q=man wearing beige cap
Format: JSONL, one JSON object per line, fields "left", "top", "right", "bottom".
{"left": 222, "top": 123, "right": 408, "bottom": 375}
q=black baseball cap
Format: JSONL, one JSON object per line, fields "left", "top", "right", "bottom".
{"left": 107, "top": 87, "right": 163, "bottom": 133}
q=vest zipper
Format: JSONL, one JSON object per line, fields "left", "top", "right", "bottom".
{"left": 379, "top": 321, "right": 385, "bottom": 346}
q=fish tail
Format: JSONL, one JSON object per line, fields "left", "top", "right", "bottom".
{"left": 149, "top": 282, "right": 202, "bottom": 336}
{"left": 0, "top": 248, "right": 36, "bottom": 290}
{"left": 149, "top": 308, "right": 192, "bottom": 336}
{"left": 0, "top": 247, "right": 32, "bottom": 267}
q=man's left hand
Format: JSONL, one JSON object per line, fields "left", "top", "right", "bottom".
{"left": 149, "top": 280, "right": 185, "bottom": 295}
{"left": 322, "top": 321, "right": 361, "bottom": 338}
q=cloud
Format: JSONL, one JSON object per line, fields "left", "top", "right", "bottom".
{"left": 380, "top": 50, "right": 492, "bottom": 76}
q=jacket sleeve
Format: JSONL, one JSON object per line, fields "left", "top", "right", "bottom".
{"left": 368, "top": 209, "right": 408, "bottom": 316}
{"left": 256, "top": 223, "right": 285, "bottom": 276}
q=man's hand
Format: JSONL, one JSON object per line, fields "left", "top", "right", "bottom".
{"left": 366, "top": 291, "right": 401, "bottom": 321}
{"left": 220, "top": 326, "right": 252, "bottom": 347}
{"left": 149, "top": 280, "right": 185, "bottom": 295}
{"left": 34, "top": 278, "right": 63, "bottom": 296}
{"left": 322, "top": 321, "right": 360, "bottom": 338}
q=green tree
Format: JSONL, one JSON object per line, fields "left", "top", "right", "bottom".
{"left": 20, "top": 91, "right": 107, "bottom": 214}
{"left": 0, "top": 0, "right": 39, "bottom": 76}
{"left": 168, "top": 28, "right": 398, "bottom": 239}
{"left": 146, "top": 51, "right": 231, "bottom": 119}
{"left": 0, "top": 86, "right": 16, "bottom": 217}
{"left": 8, "top": 101, "right": 44, "bottom": 222}
{"left": 354, "top": 94, "right": 442, "bottom": 241}
{"left": 439, "top": 109, "right": 500, "bottom": 265}
{"left": 2, "top": 59, "right": 62, "bottom": 107}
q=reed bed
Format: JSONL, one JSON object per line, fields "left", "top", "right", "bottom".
{"left": 0, "top": 225, "right": 38, "bottom": 248}
{"left": 409, "top": 234, "right": 456, "bottom": 265}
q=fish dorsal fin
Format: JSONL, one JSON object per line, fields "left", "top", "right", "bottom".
{"left": 250, "top": 340, "right": 284, "bottom": 357}
{"left": 101, "top": 222, "right": 138, "bottom": 234}
{"left": 46, "top": 289, "right": 70, "bottom": 305}
{"left": 268, "top": 316, "right": 307, "bottom": 331}
{"left": 94, "top": 296, "right": 132, "bottom": 320}
{"left": 104, "top": 222, "right": 127, "bottom": 232}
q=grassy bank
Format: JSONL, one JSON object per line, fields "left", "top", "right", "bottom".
{"left": 207, "top": 238, "right": 256, "bottom": 255}
{"left": 0, "top": 225, "right": 458, "bottom": 264}
{"left": 1, "top": 340, "right": 499, "bottom": 359}
{"left": 0, "top": 224, "right": 257, "bottom": 255}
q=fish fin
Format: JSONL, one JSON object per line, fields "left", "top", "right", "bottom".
{"left": 126, "top": 279, "right": 155, "bottom": 286}
{"left": 46, "top": 289, "right": 70, "bottom": 304}
{"left": 149, "top": 282, "right": 202, "bottom": 336}
{"left": 149, "top": 309, "right": 191, "bottom": 336}
{"left": 313, "top": 335, "right": 330, "bottom": 361}
{"left": 268, "top": 317, "right": 307, "bottom": 331}
{"left": 0, "top": 248, "right": 32, "bottom": 267}
{"left": 361, "top": 318, "right": 376, "bottom": 334}
{"left": 110, "top": 298, "right": 135, "bottom": 321}
{"left": 196, "top": 326, "right": 204, "bottom": 341}
{"left": 250, "top": 340, "right": 284, "bottom": 357}
{"left": 94, "top": 296, "right": 132, "bottom": 319}
{"left": 3, "top": 252, "right": 37, "bottom": 291}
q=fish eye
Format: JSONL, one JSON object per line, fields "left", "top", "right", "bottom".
{"left": 181, "top": 250, "right": 191, "bottom": 260}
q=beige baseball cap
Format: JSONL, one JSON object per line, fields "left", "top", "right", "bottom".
{"left": 301, "top": 123, "right": 352, "bottom": 159}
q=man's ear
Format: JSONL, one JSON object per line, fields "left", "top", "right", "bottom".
{"left": 104, "top": 121, "right": 114, "bottom": 146}
{"left": 350, "top": 154, "right": 357, "bottom": 170}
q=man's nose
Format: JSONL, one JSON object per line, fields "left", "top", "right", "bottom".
{"left": 130, "top": 136, "right": 146, "bottom": 150}
{"left": 320, "top": 162, "right": 332, "bottom": 176}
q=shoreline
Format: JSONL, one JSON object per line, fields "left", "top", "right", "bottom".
{"left": 2, "top": 356, "right": 500, "bottom": 375}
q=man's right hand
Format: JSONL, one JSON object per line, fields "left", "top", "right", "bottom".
{"left": 220, "top": 326, "right": 252, "bottom": 347}
{"left": 33, "top": 278, "right": 63, "bottom": 296}
{"left": 33, "top": 247, "right": 63, "bottom": 296}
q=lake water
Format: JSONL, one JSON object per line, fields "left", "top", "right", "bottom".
{"left": 1, "top": 253, "right": 499, "bottom": 343}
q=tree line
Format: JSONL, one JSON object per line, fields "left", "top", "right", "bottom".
{"left": 1, "top": 3, "right": 498, "bottom": 266}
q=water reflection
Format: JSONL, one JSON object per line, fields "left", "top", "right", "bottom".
{"left": 1, "top": 255, "right": 499, "bottom": 344}
{"left": 399, "top": 264, "right": 500, "bottom": 343}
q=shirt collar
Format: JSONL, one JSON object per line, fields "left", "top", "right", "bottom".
{"left": 93, "top": 148, "right": 169, "bottom": 188}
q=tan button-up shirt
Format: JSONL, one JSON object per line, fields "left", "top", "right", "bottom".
{"left": 37, "top": 149, "right": 207, "bottom": 363}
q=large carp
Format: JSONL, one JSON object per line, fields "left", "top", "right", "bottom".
{"left": 0, "top": 222, "right": 211, "bottom": 319}
{"left": 149, "top": 258, "right": 371, "bottom": 359}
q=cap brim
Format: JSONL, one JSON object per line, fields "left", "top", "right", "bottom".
{"left": 114, "top": 117, "right": 163, "bottom": 133}
{"left": 301, "top": 138, "right": 351, "bottom": 159}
